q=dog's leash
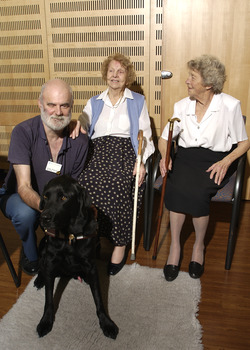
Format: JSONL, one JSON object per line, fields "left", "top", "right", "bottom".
{"left": 44, "top": 229, "right": 97, "bottom": 245}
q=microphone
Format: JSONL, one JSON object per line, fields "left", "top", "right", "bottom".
{"left": 161, "top": 71, "right": 173, "bottom": 79}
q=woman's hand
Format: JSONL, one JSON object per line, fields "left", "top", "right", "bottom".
{"left": 133, "top": 162, "right": 146, "bottom": 187}
{"left": 69, "top": 120, "right": 87, "bottom": 139}
{"left": 159, "top": 158, "right": 172, "bottom": 178}
{"left": 206, "top": 158, "right": 231, "bottom": 185}
{"left": 207, "top": 140, "right": 250, "bottom": 185}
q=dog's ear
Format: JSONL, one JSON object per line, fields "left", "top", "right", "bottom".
{"left": 81, "top": 186, "right": 92, "bottom": 208}
{"left": 77, "top": 184, "right": 92, "bottom": 213}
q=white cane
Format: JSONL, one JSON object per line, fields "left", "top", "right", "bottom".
{"left": 130, "top": 130, "right": 144, "bottom": 260}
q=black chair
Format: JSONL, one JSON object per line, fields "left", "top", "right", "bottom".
{"left": 0, "top": 169, "right": 20, "bottom": 287}
{"left": 144, "top": 152, "right": 158, "bottom": 251}
{"left": 0, "top": 232, "right": 20, "bottom": 287}
{"left": 144, "top": 118, "right": 248, "bottom": 270}
{"left": 211, "top": 151, "right": 247, "bottom": 269}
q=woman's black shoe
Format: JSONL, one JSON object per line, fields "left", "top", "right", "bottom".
{"left": 189, "top": 261, "right": 204, "bottom": 279}
{"left": 163, "top": 264, "right": 179, "bottom": 282}
{"left": 107, "top": 255, "right": 126, "bottom": 276}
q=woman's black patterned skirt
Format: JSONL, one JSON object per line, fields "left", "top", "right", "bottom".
{"left": 78, "top": 136, "right": 144, "bottom": 246}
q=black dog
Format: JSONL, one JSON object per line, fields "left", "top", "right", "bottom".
{"left": 34, "top": 175, "right": 119, "bottom": 339}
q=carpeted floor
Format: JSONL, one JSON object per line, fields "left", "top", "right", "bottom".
{"left": 0, "top": 263, "right": 203, "bottom": 350}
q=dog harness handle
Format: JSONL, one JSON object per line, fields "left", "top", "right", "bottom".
{"left": 44, "top": 229, "right": 97, "bottom": 245}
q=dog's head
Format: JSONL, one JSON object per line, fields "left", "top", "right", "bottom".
{"left": 40, "top": 175, "right": 97, "bottom": 237}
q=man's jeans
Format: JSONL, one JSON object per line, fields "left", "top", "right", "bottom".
{"left": 0, "top": 189, "right": 40, "bottom": 261}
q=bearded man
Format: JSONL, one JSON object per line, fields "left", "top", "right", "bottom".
{"left": 0, "top": 79, "right": 88, "bottom": 275}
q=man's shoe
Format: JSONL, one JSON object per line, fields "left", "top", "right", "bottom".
{"left": 189, "top": 261, "right": 204, "bottom": 279}
{"left": 21, "top": 251, "right": 39, "bottom": 276}
{"left": 163, "top": 264, "right": 179, "bottom": 282}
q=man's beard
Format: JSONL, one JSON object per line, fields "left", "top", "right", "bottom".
{"left": 40, "top": 107, "right": 71, "bottom": 131}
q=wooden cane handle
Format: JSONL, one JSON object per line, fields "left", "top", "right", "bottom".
{"left": 138, "top": 130, "right": 143, "bottom": 156}
{"left": 164, "top": 118, "right": 180, "bottom": 169}
{"left": 168, "top": 117, "right": 181, "bottom": 131}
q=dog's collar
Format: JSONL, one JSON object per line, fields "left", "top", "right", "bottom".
{"left": 44, "top": 229, "right": 96, "bottom": 245}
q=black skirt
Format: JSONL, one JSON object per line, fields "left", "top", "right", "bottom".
{"left": 78, "top": 136, "right": 144, "bottom": 246}
{"left": 164, "top": 146, "right": 237, "bottom": 217}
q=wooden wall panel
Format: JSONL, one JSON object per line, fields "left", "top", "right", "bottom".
{"left": 149, "top": 0, "right": 163, "bottom": 137}
{"left": 0, "top": 0, "right": 50, "bottom": 167}
{"left": 0, "top": 1, "right": 50, "bottom": 126}
{"left": 0, "top": 0, "right": 163, "bottom": 168}
{"left": 161, "top": 0, "right": 250, "bottom": 199}
{"left": 43, "top": 0, "right": 151, "bottom": 117}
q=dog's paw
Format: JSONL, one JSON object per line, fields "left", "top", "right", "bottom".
{"left": 37, "top": 319, "right": 53, "bottom": 338}
{"left": 99, "top": 316, "right": 119, "bottom": 340}
{"left": 34, "top": 273, "right": 45, "bottom": 289}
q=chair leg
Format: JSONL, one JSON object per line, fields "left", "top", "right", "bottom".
{"left": 225, "top": 151, "right": 247, "bottom": 270}
{"left": 143, "top": 157, "right": 152, "bottom": 250}
{"left": 225, "top": 199, "right": 242, "bottom": 270}
{"left": 143, "top": 187, "right": 150, "bottom": 250}
{"left": 143, "top": 172, "right": 150, "bottom": 249}
{"left": 0, "top": 232, "right": 20, "bottom": 287}
{"left": 144, "top": 184, "right": 156, "bottom": 251}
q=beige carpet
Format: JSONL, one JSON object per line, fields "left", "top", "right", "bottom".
{"left": 0, "top": 263, "right": 203, "bottom": 350}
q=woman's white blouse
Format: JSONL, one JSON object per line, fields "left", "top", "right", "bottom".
{"left": 83, "top": 88, "right": 155, "bottom": 163}
{"left": 161, "top": 93, "right": 248, "bottom": 152}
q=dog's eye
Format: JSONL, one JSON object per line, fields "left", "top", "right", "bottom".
{"left": 43, "top": 195, "right": 48, "bottom": 200}
{"left": 61, "top": 195, "right": 67, "bottom": 201}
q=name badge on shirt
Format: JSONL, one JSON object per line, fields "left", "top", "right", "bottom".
{"left": 45, "top": 161, "right": 62, "bottom": 175}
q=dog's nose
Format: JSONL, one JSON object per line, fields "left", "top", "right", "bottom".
{"left": 40, "top": 211, "right": 52, "bottom": 226}
{"left": 41, "top": 211, "right": 51, "bottom": 219}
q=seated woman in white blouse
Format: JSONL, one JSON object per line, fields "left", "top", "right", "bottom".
{"left": 159, "top": 54, "right": 249, "bottom": 281}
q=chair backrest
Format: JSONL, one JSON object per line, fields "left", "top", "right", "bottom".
{"left": 211, "top": 173, "right": 236, "bottom": 202}
{"left": 211, "top": 115, "right": 247, "bottom": 203}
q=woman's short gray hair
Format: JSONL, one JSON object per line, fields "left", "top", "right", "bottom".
{"left": 187, "top": 54, "right": 226, "bottom": 94}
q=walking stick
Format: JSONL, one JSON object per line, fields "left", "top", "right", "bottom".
{"left": 152, "top": 118, "right": 180, "bottom": 260}
{"left": 131, "top": 130, "right": 144, "bottom": 260}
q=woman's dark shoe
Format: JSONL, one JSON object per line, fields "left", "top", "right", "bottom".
{"left": 163, "top": 264, "right": 179, "bottom": 282}
{"left": 107, "top": 255, "right": 126, "bottom": 276}
{"left": 189, "top": 261, "right": 204, "bottom": 279}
